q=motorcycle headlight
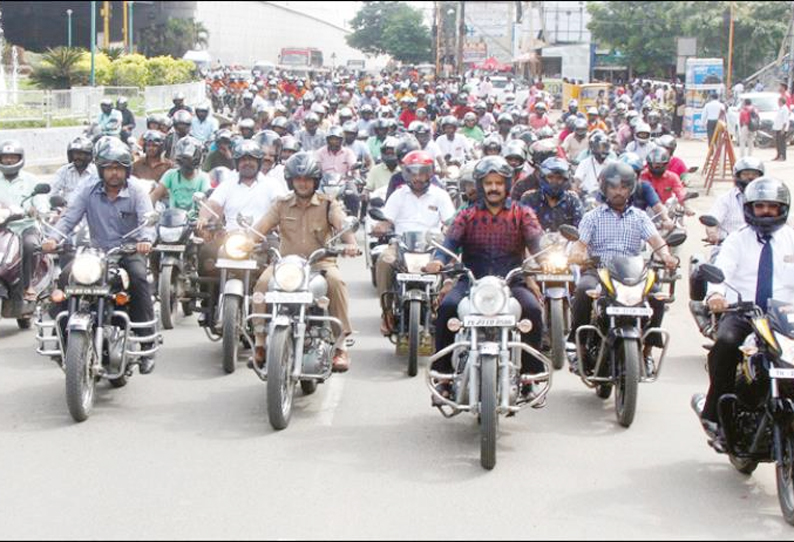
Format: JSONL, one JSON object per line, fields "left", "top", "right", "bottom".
{"left": 471, "top": 280, "right": 508, "bottom": 317}
{"left": 72, "top": 253, "right": 103, "bottom": 285}
{"left": 546, "top": 250, "right": 568, "bottom": 273}
{"left": 224, "top": 233, "right": 251, "bottom": 260}
{"left": 159, "top": 226, "right": 184, "bottom": 243}
{"left": 274, "top": 262, "right": 305, "bottom": 292}
{"left": 614, "top": 282, "right": 645, "bottom": 307}
{"left": 775, "top": 332, "right": 794, "bottom": 364}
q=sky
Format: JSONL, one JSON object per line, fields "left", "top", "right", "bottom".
{"left": 270, "top": 1, "right": 436, "bottom": 29}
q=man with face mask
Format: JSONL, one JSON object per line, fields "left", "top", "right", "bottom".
{"left": 249, "top": 152, "right": 359, "bottom": 372}
{"left": 365, "top": 137, "right": 400, "bottom": 198}
{"left": 190, "top": 102, "right": 219, "bottom": 143}
{"left": 372, "top": 150, "right": 456, "bottom": 334}
{"left": 150, "top": 136, "right": 210, "bottom": 211}
{"left": 521, "top": 157, "right": 583, "bottom": 232}
{"left": 52, "top": 137, "right": 98, "bottom": 205}
{"left": 573, "top": 131, "right": 615, "bottom": 195}
{"left": 706, "top": 157, "right": 765, "bottom": 243}
{"left": 43, "top": 138, "right": 158, "bottom": 373}
{"left": 424, "top": 156, "right": 546, "bottom": 400}
{"left": 567, "top": 162, "right": 678, "bottom": 376}
{"left": 96, "top": 98, "right": 123, "bottom": 138}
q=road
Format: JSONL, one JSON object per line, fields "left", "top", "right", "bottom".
{"left": 2, "top": 139, "right": 794, "bottom": 539}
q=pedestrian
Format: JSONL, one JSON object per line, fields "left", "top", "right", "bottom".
{"left": 738, "top": 98, "right": 758, "bottom": 157}
{"left": 701, "top": 92, "right": 725, "bottom": 147}
{"left": 773, "top": 95, "right": 790, "bottom": 161}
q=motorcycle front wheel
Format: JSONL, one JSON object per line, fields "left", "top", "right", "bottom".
{"left": 480, "top": 355, "right": 498, "bottom": 470}
{"left": 158, "top": 265, "right": 178, "bottom": 330}
{"left": 549, "top": 298, "right": 566, "bottom": 370}
{"left": 64, "top": 330, "right": 97, "bottom": 422}
{"left": 407, "top": 299, "right": 421, "bottom": 377}
{"left": 267, "top": 326, "right": 295, "bottom": 430}
{"left": 222, "top": 296, "right": 241, "bottom": 374}
{"left": 615, "top": 339, "right": 639, "bottom": 428}
{"left": 776, "top": 423, "right": 794, "bottom": 525}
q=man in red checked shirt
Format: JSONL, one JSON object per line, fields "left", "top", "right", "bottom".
{"left": 640, "top": 146, "right": 695, "bottom": 215}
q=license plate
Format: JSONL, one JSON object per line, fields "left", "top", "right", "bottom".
{"left": 606, "top": 306, "right": 653, "bottom": 317}
{"left": 396, "top": 273, "right": 436, "bottom": 283}
{"left": 464, "top": 315, "right": 516, "bottom": 327}
{"left": 480, "top": 343, "right": 500, "bottom": 356}
{"left": 535, "top": 274, "right": 574, "bottom": 282}
{"left": 154, "top": 244, "right": 186, "bottom": 252}
{"left": 216, "top": 258, "right": 258, "bottom": 270}
{"left": 65, "top": 286, "right": 110, "bottom": 296}
{"left": 770, "top": 368, "right": 794, "bottom": 379}
{"left": 265, "top": 291, "right": 314, "bottom": 304}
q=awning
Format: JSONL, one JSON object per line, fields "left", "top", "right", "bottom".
{"left": 474, "top": 56, "right": 512, "bottom": 72}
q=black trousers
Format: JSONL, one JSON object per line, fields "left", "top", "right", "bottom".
{"left": 21, "top": 227, "right": 39, "bottom": 290}
{"left": 52, "top": 254, "right": 154, "bottom": 344}
{"left": 777, "top": 130, "right": 788, "bottom": 160}
{"left": 707, "top": 120, "right": 718, "bottom": 146}
{"left": 433, "top": 281, "right": 544, "bottom": 374}
{"left": 702, "top": 314, "right": 753, "bottom": 423}
{"left": 568, "top": 270, "right": 666, "bottom": 347}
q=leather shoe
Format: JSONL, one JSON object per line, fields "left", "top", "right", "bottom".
{"left": 138, "top": 356, "right": 155, "bottom": 375}
{"left": 332, "top": 349, "right": 350, "bottom": 373}
{"left": 247, "top": 346, "right": 266, "bottom": 370}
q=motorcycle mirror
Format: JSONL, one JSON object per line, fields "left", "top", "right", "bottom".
{"left": 342, "top": 216, "right": 359, "bottom": 233}
{"left": 237, "top": 213, "right": 253, "bottom": 228}
{"left": 369, "top": 197, "right": 385, "bottom": 209}
{"left": 699, "top": 215, "right": 719, "bottom": 228}
{"left": 33, "top": 183, "right": 52, "bottom": 195}
{"left": 559, "top": 224, "right": 580, "bottom": 242}
{"left": 144, "top": 211, "right": 161, "bottom": 226}
{"left": 49, "top": 195, "right": 67, "bottom": 208}
{"left": 425, "top": 230, "right": 445, "bottom": 246}
{"left": 193, "top": 192, "right": 207, "bottom": 204}
{"left": 688, "top": 166, "right": 699, "bottom": 174}
{"left": 368, "top": 207, "right": 387, "bottom": 221}
{"left": 699, "top": 263, "right": 725, "bottom": 285}
{"left": 665, "top": 231, "right": 687, "bottom": 247}
{"left": 683, "top": 191, "right": 699, "bottom": 201}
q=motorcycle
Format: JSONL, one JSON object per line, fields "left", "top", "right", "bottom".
{"left": 246, "top": 216, "right": 359, "bottom": 430}
{"left": 0, "top": 183, "right": 57, "bottom": 329}
{"left": 526, "top": 226, "right": 580, "bottom": 370}
{"left": 697, "top": 263, "right": 794, "bottom": 525}
{"left": 363, "top": 186, "right": 389, "bottom": 288}
{"left": 320, "top": 172, "right": 362, "bottom": 217}
{"left": 426, "top": 235, "right": 554, "bottom": 470}
{"left": 34, "top": 212, "right": 163, "bottom": 422}
{"left": 153, "top": 208, "right": 201, "bottom": 330}
{"left": 573, "top": 230, "right": 687, "bottom": 427}
{"left": 688, "top": 215, "right": 725, "bottom": 342}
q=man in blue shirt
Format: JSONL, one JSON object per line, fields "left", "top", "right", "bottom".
{"left": 43, "top": 138, "right": 158, "bottom": 374}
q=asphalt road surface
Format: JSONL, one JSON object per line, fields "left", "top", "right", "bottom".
{"left": 2, "top": 139, "right": 794, "bottom": 539}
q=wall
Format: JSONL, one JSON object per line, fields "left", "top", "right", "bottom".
{"left": 0, "top": 126, "right": 86, "bottom": 168}
{"left": 541, "top": 43, "right": 591, "bottom": 82}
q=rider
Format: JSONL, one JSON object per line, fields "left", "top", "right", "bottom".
{"left": 424, "top": 156, "right": 546, "bottom": 398}
{"left": 640, "top": 146, "right": 695, "bottom": 215}
{"left": 296, "top": 113, "right": 326, "bottom": 153}
{"left": 371, "top": 150, "right": 456, "bottom": 334}
{"left": 561, "top": 118, "right": 590, "bottom": 164}
{"left": 43, "top": 138, "right": 157, "bottom": 374}
{"left": 625, "top": 121, "right": 655, "bottom": 163}
{"left": 521, "top": 157, "right": 584, "bottom": 232}
{"left": 150, "top": 136, "right": 210, "bottom": 211}
{"left": 164, "top": 110, "right": 193, "bottom": 161}
{"left": 116, "top": 97, "right": 136, "bottom": 143}
{"left": 706, "top": 157, "right": 765, "bottom": 243}
{"left": 96, "top": 98, "right": 123, "bottom": 138}
{"left": 250, "top": 152, "right": 359, "bottom": 372}
{"left": 0, "top": 140, "right": 48, "bottom": 302}
{"left": 168, "top": 92, "right": 193, "bottom": 117}
{"left": 343, "top": 121, "right": 373, "bottom": 173}
{"left": 567, "top": 162, "right": 678, "bottom": 376}
{"left": 190, "top": 102, "right": 219, "bottom": 144}
{"left": 132, "top": 130, "right": 173, "bottom": 183}
{"left": 459, "top": 112, "right": 485, "bottom": 143}
{"left": 316, "top": 126, "right": 358, "bottom": 176}
{"left": 52, "top": 136, "right": 98, "bottom": 205}
{"left": 436, "top": 116, "right": 471, "bottom": 165}
{"left": 691, "top": 178, "right": 794, "bottom": 446}
{"left": 529, "top": 101, "right": 552, "bottom": 130}
{"left": 365, "top": 137, "right": 400, "bottom": 196}
{"left": 573, "top": 131, "right": 614, "bottom": 196}
{"left": 201, "top": 129, "right": 235, "bottom": 172}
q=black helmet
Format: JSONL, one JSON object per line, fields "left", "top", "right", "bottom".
{"left": 529, "top": 139, "right": 558, "bottom": 167}
{"left": 174, "top": 136, "right": 203, "bottom": 168}
{"left": 599, "top": 161, "right": 637, "bottom": 200}
{"left": 67, "top": 136, "right": 94, "bottom": 163}
{"left": 284, "top": 151, "right": 322, "bottom": 191}
{"left": 589, "top": 131, "right": 611, "bottom": 162}
{"left": 645, "top": 146, "right": 670, "bottom": 177}
{"left": 395, "top": 135, "right": 421, "bottom": 163}
{"left": 743, "top": 177, "right": 790, "bottom": 235}
{"left": 473, "top": 156, "right": 514, "bottom": 201}
{"left": 94, "top": 137, "right": 132, "bottom": 178}
{"left": 380, "top": 136, "right": 400, "bottom": 168}
{"left": 733, "top": 156, "right": 765, "bottom": 192}
{"left": 233, "top": 139, "right": 265, "bottom": 170}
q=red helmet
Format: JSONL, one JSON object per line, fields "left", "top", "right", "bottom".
{"left": 402, "top": 150, "right": 434, "bottom": 193}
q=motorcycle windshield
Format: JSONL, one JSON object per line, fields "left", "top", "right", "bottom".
{"left": 768, "top": 300, "right": 794, "bottom": 339}
{"left": 322, "top": 173, "right": 343, "bottom": 187}
{"left": 607, "top": 255, "right": 646, "bottom": 286}
{"left": 401, "top": 231, "right": 432, "bottom": 253}
{"left": 160, "top": 209, "right": 189, "bottom": 228}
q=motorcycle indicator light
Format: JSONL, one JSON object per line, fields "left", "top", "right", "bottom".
{"left": 316, "top": 296, "right": 330, "bottom": 309}
{"left": 447, "top": 318, "right": 462, "bottom": 332}
{"left": 51, "top": 289, "right": 66, "bottom": 303}
{"left": 115, "top": 292, "right": 130, "bottom": 306}
{"left": 516, "top": 319, "right": 533, "bottom": 334}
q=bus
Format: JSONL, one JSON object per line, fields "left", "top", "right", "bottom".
{"left": 279, "top": 47, "right": 324, "bottom": 69}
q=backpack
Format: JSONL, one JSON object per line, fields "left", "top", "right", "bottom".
{"left": 748, "top": 108, "right": 760, "bottom": 132}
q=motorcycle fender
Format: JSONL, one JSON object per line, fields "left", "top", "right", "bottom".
{"left": 608, "top": 326, "right": 641, "bottom": 346}
{"left": 371, "top": 245, "right": 388, "bottom": 258}
{"left": 67, "top": 312, "right": 94, "bottom": 332}
{"left": 404, "top": 289, "right": 425, "bottom": 302}
{"left": 223, "top": 278, "right": 245, "bottom": 298}
{"left": 272, "top": 315, "right": 290, "bottom": 327}
{"left": 161, "top": 256, "right": 182, "bottom": 268}
{"left": 545, "top": 287, "right": 568, "bottom": 300}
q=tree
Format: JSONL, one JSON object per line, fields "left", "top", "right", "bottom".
{"left": 587, "top": 1, "right": 791, "bottom": 80}
{"left": 140, "top": 18, "right": 209, "bottom": 59}
{"left": 29, "top": 47, "right": 85, "bottom": 89}
{"left": 347, "top": 1, "right": 432, "bottom": 64}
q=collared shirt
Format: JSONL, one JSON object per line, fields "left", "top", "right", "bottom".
{"left": 52, "top": 163, "right": 98, "bottom": 205}
{"left": 574, "top": 156, "right": 611, "bottom": 194}
{"left": 190, "top": 116, "right": 219, "bottom": 143}
{"left": 520, "top": 189, "right": 583, "bottom": 232}
{"left": 159, "top": 169, "right": 211, "bottom": 210}
{"left": 254, "top": 192, "right": 346, "bottom": 259}
{"left": 702, "top": 99, "right": 726, "bottom": 121}
{"left": 297, "top": 129, "right": 327, "bottom": 152}
{"left": 641, "top": 170, "right": 686, "bottom": 204}
{"left": 436, "top": 200, "right": 542, "bottom": 279}
{"left": 382, "top": 184, "right": 456, "bottom": 235}
{"left": 436, "top": 133, "right": 471, "bottom": 162}
{"left": 55, "top": 178, "right": 156, "bottom": 249}
{"left": 366, "top": 163, "right": 399, "bottom": 192}
{"left": 264, "top": 164, "right": 289, "bottom": 193}
{"left": 708, "top": 225, "right": 794, "bottom": 304}
{"left": 315, "top": 146, "right": 358, "bottom": 175}
{"left": 774, "top": 104, "right": 791, "bottom": 131}
{"left": 385, "top": 172, "right": 445, "bottom": 200}
{"left": 709, "top": 186, "right": 746, "bottom": 236}
{"left": 561, "top": 133, "right": 589, "bottom": 162}
{"left": 0, "top": 171, "right": 48, "bottom": 235}
{"left": 97, "top": 110, "right": 123, "bottom": 136}
{"left": 132, "top": 156, "right": 173, "bottom": 182}
{"left": 209, "top": 172, "right": 286, "bottom": 231}
{"left": 578, "top": 204, "right": 658, "bottom": 265}
{"left": 345, "top": 140, "right": 371, "bottom": 164}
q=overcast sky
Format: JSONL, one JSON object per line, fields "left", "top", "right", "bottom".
{"left": 271, "top": 1, "right": 436, "bottom": 29}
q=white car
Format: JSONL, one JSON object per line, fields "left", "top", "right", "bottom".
{"left": 726, "top": 92, "right": 780, "bottom": 142}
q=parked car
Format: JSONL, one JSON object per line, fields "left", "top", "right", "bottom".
{"left": 726, "top": 92, "right": 780, "bottom": 144}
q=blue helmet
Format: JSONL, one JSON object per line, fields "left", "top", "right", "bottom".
{"left": 539, "top": 157, "right": 571, "bottom": 199}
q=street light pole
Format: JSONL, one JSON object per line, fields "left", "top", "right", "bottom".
{"left": 66, "top": 9, "right": 73, "bottom": 47}
{"left": 128, "top": 1, "right": 134, "bottom": 53}
{"left": 726, "top": 1, "right": 735, "bottom": 99}
{"left": 90, "top": 0, "right": 96, "bottom": 86}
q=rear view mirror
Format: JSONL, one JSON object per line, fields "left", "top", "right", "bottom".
{"left": 699, "top": 263, "right": 725, "bottom": 284}
{"left": 49, "top": 195, "right": 67, "bottom": 209}
{"left": 665, "top": 231, "right": 687, "bottom": 247}
{"left": 559, "top": 224, "right": 580, "bottom": 242}
{"left": 368, "top": 207, "right": 387, "bottom": 221}
{"left": 144, "top": 211, "right": 160, "bottom": 226}
{"left": 699, "top": 215, "right": 719, "bottom": 228}
{"left": 33, "top": 183, "right": 52, "bottom": 195}
{"left": 684, "top": 192, "right": 699, "bottom": 201}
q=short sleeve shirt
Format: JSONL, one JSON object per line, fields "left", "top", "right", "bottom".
{"left": 382, "top": 184, "right": 456, "bottom": 235}
{"left": 579, "top": 205, "right": 658, "bottom": 264}
{"left": 160, "top": 169, "right": 211, "bottom": 210}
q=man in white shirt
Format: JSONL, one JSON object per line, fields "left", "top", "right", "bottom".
{"left": 573, "top": 146, "right": 614, "bottom": 195}
{"left": 773, "top": 96, "right": 791, "bottom": 161}
{"left": 435, "top": 116, "right": 472, "bottom": 164}
{"left": 706, "top": 157, "right": 765, "bottom": 242}
{"left": 692, "top": 178, "right": 794, "bottom": 446}
{"left": 190, "top": 102, "right": 219, "bottom": 143}
{"left": 52, "top": 136, "right": 98, "bottom": 205}
{"left": 371, "top": 150, "right": 456, "bottom": 334}
{"left": 701, "top": 92, "right": 726, "bottom": 146}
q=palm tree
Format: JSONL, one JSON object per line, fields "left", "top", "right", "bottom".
{"left": 29, "top": 47, "right": 84, "bottom": 89}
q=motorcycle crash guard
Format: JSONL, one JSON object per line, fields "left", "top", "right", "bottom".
{"left": 607, "top": 325, "right": 642, "bottom": 346}
{"left": 67, "top": 312, "right": 94, "bottom": 332}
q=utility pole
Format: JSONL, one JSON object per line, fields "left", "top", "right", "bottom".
{"left": 726, "top": 1, "right": 734, "bottom": 98}
{"left": 91, "top": 0, "right": 97, "bottom": 86}
{"left": 123, "top": 1, "right": 128, "bottom": 51}
{"left": 457, "top": 1, "right": 465, "bottom": 76}
{"left": 435, "top": 1, "right": 441, "bottom": 77}
{"left": 789, "top": 1, "right": 794, "bottom": 92}
{"left": 102, "top": 0, "right": 110, "bottom": 48}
